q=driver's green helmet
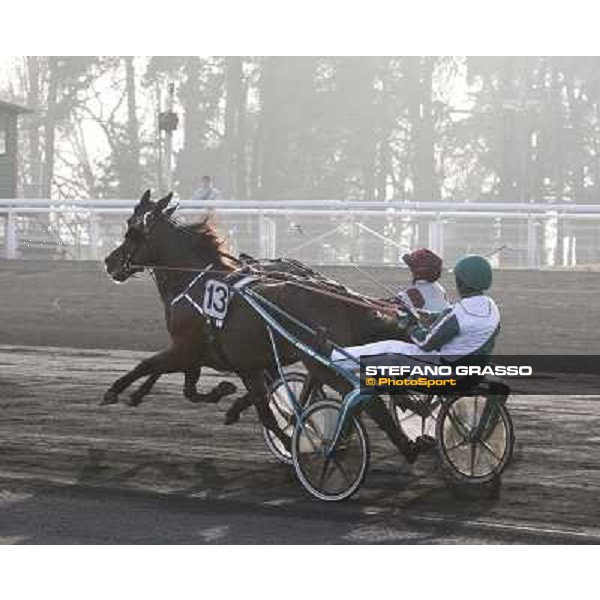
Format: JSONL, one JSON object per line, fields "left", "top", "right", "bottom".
{"left": 454, "top": 254, "right": 493, "bottom": 291}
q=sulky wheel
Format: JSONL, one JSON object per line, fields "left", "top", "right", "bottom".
{"left": 263, "top": 372, "right": 324, "bottom": 465}
{"left": 436, "top": 393, "right": 514, "bottom": 486}
{"left": 292, "top": 400, "right": 369, "bottom": 502}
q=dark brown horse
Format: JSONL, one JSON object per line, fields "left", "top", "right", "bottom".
{"left": 103, "top": 191, "right": 236, "bottom": 407}
{"left": 104, "top": 191, "right": 416, "bottom": 457}
{"left": 104, "top": 191, "right": 358, "bottom": 407}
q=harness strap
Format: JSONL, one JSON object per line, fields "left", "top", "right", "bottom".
{"left": 231, "top": 275, "right": 260, "bottom": 290}
{"left": 168, "top": 265, "right": 258, "bottom": 372}
{"left": 203, "top": 274, "right": 261, "bottom": 370}
{"left": 170, "top": 263, "right": 213, "bottom": 308}
{"left": 218, "top": 250, "right": 244, "bottom": 266}
{"left": 204, "top": 318, "right": 235, "bottom": 371}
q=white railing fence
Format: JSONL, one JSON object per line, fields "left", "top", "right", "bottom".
{"left": 1, "top": 199, "right": 600, "bottom": 268}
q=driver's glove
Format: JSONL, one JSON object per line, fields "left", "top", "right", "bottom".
{"left": 396, "top": 310, "right": 415, "bottom": 330}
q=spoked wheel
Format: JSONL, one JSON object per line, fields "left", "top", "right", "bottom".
{"left": 390, "top": 392, "right": 440, "bottom": 442}
{"left": 436, "top": 394, "right": 514, "bottom": 485}
{"left": 263, "top": 372, "right": 324, "bottom": 465}
{"left": 292, "top": 400, "right": 369, "bottom": 502}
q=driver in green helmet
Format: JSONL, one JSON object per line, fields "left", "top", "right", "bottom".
{"left": 329, "top": 254, "right": 500, "bottom": 464}
{"left": 332, "top": 254, "right": 500, "bottom": 366}
{"left": 408, "top": 254, "right": 500, "bottom": 357}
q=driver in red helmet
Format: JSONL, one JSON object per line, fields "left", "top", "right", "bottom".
{"left": 400, "top": 248, "right": 449, "bottom": 313}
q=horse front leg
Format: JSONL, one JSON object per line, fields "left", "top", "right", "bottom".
{"left": 183, "top": 367, "right": 237, "bottom": 404}
{"left": 128, "top": 373, "right": 161, "bottom": 407}
{"left": 101, "top": 347, "right": 185, "bottom": 405}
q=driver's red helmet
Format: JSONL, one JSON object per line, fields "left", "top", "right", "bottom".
{"left": 402, "top": 248, "right": 443, "bottom": 282}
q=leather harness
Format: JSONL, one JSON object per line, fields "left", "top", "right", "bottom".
{"left": 169, "top": 266, "right": 260, "bottom": 372}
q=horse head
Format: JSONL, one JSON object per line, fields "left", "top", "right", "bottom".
{"left": 105, "top": 190, "right": 176, "bottom": 282}
{"left": 105, "top": 190, "right": 230, "bottom": 282}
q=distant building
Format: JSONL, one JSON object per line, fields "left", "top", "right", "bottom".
{"left": 0, "top": 100, "right": 33, "bottom": 198}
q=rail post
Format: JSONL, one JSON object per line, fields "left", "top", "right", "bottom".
{"left": 258, "top": 210, "right": 266, "bottom": 257}
{"left": 4, "top": 206, "right": 17, "bottom": 259}
{"left": 349, "top": 212, "right": 358, "bottom": 262}
{"left": 526, "top": 216, "right": 537, "bottom": 268}
{"left": 267, "top": 216, "right": 276, "bottom": 258}
{"left": 428, "top": 215, "right": 444, "bottom": 256}
{"left": 89, "top": 212, "right": 100, "bottom": 260}
{"left": 569, "top": 235, "right": 577, "bottom": 266}
{"left": 258, "top": 211, "right": 276, "bottom": 258}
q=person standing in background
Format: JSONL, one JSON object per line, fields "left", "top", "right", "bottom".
{"left": 192, "top": 175, "right": 222, "bottom": 201}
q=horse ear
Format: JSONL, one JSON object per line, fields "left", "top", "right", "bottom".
{"left": 164, "top": 204, "right": 178, "bottom": 218}
{"left": 140, "top": 189, "right": 151, "bottom": 206}
{"left": 132, "top": 190, "right": 151, "bottom": 218}
{"left": 155, "top": 192, "right": 173, "bottom": 212}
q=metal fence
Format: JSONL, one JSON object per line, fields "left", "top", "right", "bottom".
{"left": 1, "top": 198, "right": 600, "bottom": 268}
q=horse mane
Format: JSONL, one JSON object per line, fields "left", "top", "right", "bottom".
{"left": 174, "top": 216, "right": 236, "bottom": 268}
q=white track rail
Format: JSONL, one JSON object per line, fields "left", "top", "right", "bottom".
{"left": 1, "top": 199, "right": 599, "bottom": 267}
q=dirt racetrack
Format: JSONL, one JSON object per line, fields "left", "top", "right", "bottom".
{"left": 0, "top": 260, "right": 600, "bottom": 543}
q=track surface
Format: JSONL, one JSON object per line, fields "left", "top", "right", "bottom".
{"left": 0, "top": 261, "right": 599, "bottom": 543}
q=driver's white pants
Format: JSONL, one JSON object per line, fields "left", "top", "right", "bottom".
{"left": 331, "top": 339, "right": 439, "bottom": 371}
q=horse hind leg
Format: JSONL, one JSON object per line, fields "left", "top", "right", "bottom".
{"left": 245, "top": 372, "right": 291, "bottom": 453}
{"left": 364, "top": 397, "right": 418, "bottom": 463}
{"left": 183, "top": 367, "right": 237, "bottom": 404}
{"left": 224, "top": 371, "right": 274, "bottom": 423}
{"left": 224, "top": 391, "right": 254, "bottom": 424}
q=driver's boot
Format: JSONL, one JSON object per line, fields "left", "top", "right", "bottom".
{"left": 364, "top": 397, "right": 420, "bottom": 464}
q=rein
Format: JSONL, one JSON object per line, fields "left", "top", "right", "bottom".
{"left": 132, "top": 263, "right": 234, "bottom": 274}
{"left": 127, "top": 212, "right": 402, "bottom": 316}
{"left": 130, "top": 261, "right": 401, "bottom": 316}
{"left": 285, "top": 280, "right": 398, "bottom": 316}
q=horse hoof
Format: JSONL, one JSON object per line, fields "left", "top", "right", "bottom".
{"left": 186, "top": 392, "right": 214, "bottom": 404}
{"left": 216, "top": 381, "right": 237, "bottom": 397}
{"left": 186, "top": 393, "right": 203, "bottom": 404}
{"left": 224, "top": 409, "right": 240, "bottom": 425}
{"left": 101, "top": 390, "right": 119, "bottom": 406}
{"left": 204, "top": 392, "right": 222, "bottom": 404}
{"left": 126, "top": 393, "right": 144, "bottom": 407}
